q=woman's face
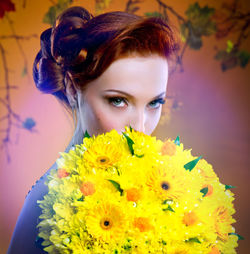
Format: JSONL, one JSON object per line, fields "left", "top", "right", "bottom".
{"left": 76, "top": 54, "right": 168, "bottom": 136}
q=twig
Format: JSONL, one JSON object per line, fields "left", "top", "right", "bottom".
{"left": 49, "top": 0, "right": 57, "bottom": 5}
{"left": 0, "top": 43, "right": 12, "bottom": 163}
{"left": 156, "top": 0, "right": 186, "bottom": 23}
{"left": 5, "top": 14, "right": 29, "bottom": 77}
{"left": 0, "top": 34, "right": 37, "bottom": 40}
{"left": 234, "top": 18, "right": 250, "bottom": 49}
{"left": 0, "top": 85, "right": 18, "bottom": 89}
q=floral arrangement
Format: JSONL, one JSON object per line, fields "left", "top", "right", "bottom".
{"left": 37, "top": 128, "right": 239, "bottom": 253}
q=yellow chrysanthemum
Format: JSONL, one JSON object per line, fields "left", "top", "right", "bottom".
{"left": 146, "top": 165, "right": 188, "bottom": 201}
{"left": 123, "top": 126, "right": 161, "bottom": 157}
{"left": 213, "top": 206, "right": 235, "bottom": 241}
{"left": 83, "top": 142, "right": 122, "bottom": 170}
{"left": 85, "top": 201, "right": 127, "bottom": 243}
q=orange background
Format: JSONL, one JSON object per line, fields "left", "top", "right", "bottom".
{"left": 0, "top": 0, "right": 249, "bottom": 253}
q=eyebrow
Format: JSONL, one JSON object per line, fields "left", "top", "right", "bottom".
{"left": 103, "top": 89, "right": 166, "bottom": 100}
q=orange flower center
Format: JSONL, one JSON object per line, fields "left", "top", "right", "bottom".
{"left": 57, "top": 168, "right": 69, "bottom": 178}
{"left": 161, "top": 141, "right": 176, "bottom": 156}
{"left": 209, "top": 246, "right": 220, "bottom": 254}
{"left": 100, "top": 217, "right": 113, "bottom": 230}
{"left": 80, "top": 181, "right": 95, "bottom": 196}
{"left": 183, "top": 211, "right": 198, "bottom": 226}
{"left": 126, "top": 188, "right": 141, "bottom": 202}
{"left": 134, "top": 217, "right": 153, "bottom": 232}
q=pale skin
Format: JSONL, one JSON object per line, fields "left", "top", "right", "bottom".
{"left": 8, "top": 54, "right": 168, "bottom": 253}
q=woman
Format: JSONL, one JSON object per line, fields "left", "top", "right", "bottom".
{"left": 8, "top": 6, "right": 176, "bottom": 253}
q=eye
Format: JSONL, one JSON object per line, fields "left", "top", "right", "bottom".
{"left": 107, "top": 97, "right": 127, "bottom": 108}
{"left": 148, "top": 98, "right": 165, "bottom": 109}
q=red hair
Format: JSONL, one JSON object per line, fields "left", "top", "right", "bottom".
{"left": 33, "top": 6, "right": 177, "bottom": 113}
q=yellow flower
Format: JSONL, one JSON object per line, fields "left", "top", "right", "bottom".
{"left": 82, "top": 130, "right": 127, "bottom": 171}
{"left": 213, "top": 206, "right": 235, "bottom": 241}
{"left": 123, "top": 126, "right": 161, "bottom": 157}
{"left": 83, "top": 143, "right": 121, "bottom": 170}
{"left": 85, "top": 201, "right": 127, "bottom": 243}
{"left": 146, "top": 165, "right": 188, "bottom": 201}
{"left": 195, "top": 159, "right": 218, "bottom": 180}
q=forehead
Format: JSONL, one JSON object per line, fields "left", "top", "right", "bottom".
{"left": 84, "top": 54, "right": 168, "bottom": 97}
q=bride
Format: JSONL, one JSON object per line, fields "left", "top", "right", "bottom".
{"left": 8, "top": 6, "right": 176, "bottom": 253}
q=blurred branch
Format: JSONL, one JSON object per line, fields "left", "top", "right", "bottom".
{"left": 0, "top": 34, "right": 37, "bottom": 40}
{"left": 125, "top": 0, "right": 142, "bottom": 14}
{"left": 0, "top": 42, "right": 15, "bottom": 163}
{"left": 5, "top": 14, "right": 30, "bottom": 77}
{"left": 213, "top": 0, "right": 250, "bottom": 70}
{"left": 154, "top": 0, "right": 187, "bottom": 73}
{"left": 156, "top": 0, "right": 186, "bottom": 23}
{"left": 0, "top": 14, "right": 37, "bottom": 163}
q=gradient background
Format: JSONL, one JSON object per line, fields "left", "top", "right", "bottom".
{"left": 0, "top": 0, "right": 249, "bottom": 253}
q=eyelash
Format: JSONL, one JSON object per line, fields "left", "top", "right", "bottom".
{"left": 107, "top": 97, "right": 165, "bottom": 109}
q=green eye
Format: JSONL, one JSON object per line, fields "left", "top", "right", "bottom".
{"left": 108, "top": 97, "right": 127, "bottom": 107}
{"left": 149, "top": 98, "right": 165, "bottom": 109}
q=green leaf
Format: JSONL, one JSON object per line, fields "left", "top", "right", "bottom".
{"left": 162, "top": 199, "right": 173, "bottom": 205}
{"left": 187, "top": 29, "right": 203, "bottom": 50}
{"left": 144, "top": 12, "right": 163, "bottom": 18}
{"left": 163, "top": 205, "right": 175, "bottom": 212}
{"left": 43, "top": 0, "right": 73, "bottom": 25}
{"left": 107, "top": 179, "right": 123, "bottom": 195}
{"left": 184, "top": 2, "right": 216, "bottom": 50}
{"left": 135, "top": 154, "right": 144, "bottom": 158}
{"left": 77, "top": 196, "right": 84, "bottom": 201}
{"left": 185, "top": 237, "right": 201, "bottom": 243}
{"left": 238, "top": 50, "right": 250, "bottom": 68}
{"left": 229, "top": 233, "right": 244, "bottom": 240}
{"left": 122, "top": 244, "right": 131, "bottom": 250}
{"left": 226, "top": 40, "right": 234, "bottom": 53}
{"left": 225, "top": 184, "right": 236, "bottom": 190}
{"left": 123, "top": 132, "right": 135, "bottom": 155}
{"left": 200, "top": 187, "right": 208, "bottom": 197}
{"left": 129, "top": 125, "right": 133, "bottom": 132}
{"left": 83, "top": 130, "right": 91, "bottom": 139}
{"left": 174, "top": 136, "right": 180, "bottom": 146}
{"left": 184, "top": 156, "right": 202, "bottom": 171}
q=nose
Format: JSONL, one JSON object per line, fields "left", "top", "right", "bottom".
{"left": 129, "top": 109, "right": 146, "bottom": 133}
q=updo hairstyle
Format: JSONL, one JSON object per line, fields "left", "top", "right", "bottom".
{"left": 33, "top": 6, "right": 177, "bottom": 115}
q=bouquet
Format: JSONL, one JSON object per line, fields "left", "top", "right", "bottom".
{"left": 37, "top": 127, "right": 240, "bottom": 253}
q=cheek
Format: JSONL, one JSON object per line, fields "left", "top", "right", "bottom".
{"left": 89, "top": 105, "right": 126, "bottom": 134}
{"left": 146, "top": 110, "right": 162, "bottom": 135}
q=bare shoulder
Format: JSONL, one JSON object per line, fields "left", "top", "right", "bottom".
{"left": 7, "top": 162, "right": 57, "bottom": 254}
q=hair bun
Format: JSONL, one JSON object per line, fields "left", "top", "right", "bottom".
{"left": 33, "top": 7, "right": 93, "bottom": 109}
{"left": 51, "top": 7, "right": 93, "bottom": 66}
